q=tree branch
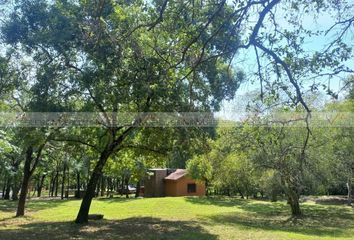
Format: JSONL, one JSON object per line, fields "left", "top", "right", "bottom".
{"left": 148, "top": 0, "right": 169, "bottom": 30}
{"left": 254, "top": 41, "right": 311, "bottom": 113}
{"left": 121, "top": 144, "right": 168, "bottom": 155}
{"left": 51, "top": 137, "right": 98, "bottom": 151}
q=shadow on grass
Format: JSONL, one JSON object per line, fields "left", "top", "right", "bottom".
{"left": 185, "top": 196, "right": 250, "bottom": 207}
{"left": 96, "top": 197, "right": 139, "bottom": 203}
{"left": 189, "top": 197, "right": 354, "bottom": 238}
{"left": 209, "top": 213, "right": 344, "bottom": 237}
{"left": 186, "top": 196, "right": 286, "bottom": 216}
{"left": 0, "top": 217, "right": 217, "bottom": 240}
{"left": 0, "top": 196, "right": 141, "bottom": 218}
{"left": 0, "top": 199, "right": 72, "bottom": 213}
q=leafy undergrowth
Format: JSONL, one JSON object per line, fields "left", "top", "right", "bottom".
{"left": 0, "top": 196, "right": 353, "bottom": 240}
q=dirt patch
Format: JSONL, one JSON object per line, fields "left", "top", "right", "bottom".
{"left": 302, "top": 196, "right": 350, "bottom": 205}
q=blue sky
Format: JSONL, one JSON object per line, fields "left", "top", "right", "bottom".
{"left": 218, "top": 5, "right": 354, "bottom": 116}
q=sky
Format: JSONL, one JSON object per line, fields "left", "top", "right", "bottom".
{"left": 217, "top": 3, "right": 354, "bottom": 118}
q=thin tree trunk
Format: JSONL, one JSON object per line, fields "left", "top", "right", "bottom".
{"left": 95, "top": 176, "right": 100, "bottom": 197}
{"left": 347, "top": 175, "right": 352, "bottom": 206}
{"left": 4, "top": 177, "right": 11, "bottom": 200}
{"left": 55, "top": 170, "right": 59, "bottom": 197}
{"left": 120, "top": 177, "right": 124, "bottom": 196}
{"left": 36, "top": 176, "right": 41, "bottom": 197}
{"left": 0, "top": 170, "right": 2, "bottom": 197}
{"left": 106, "top": 178, "right": 110, "bottom": 197}
{"left": 66, "top": 166, "right": 70, "bottom": 199}
{"left": 2, "top": 177, "right": 7, "bottom": 199}
{"left": 238, "top": 189, "right": 244, "bottom": 199}
{"left": 135, "top": 180, "right": 140, "bottom": 198}
{"left": 12, "top": 159, "right": 22, "bottom": 201}
{"left": 52, "top": 173, "right": 58, "bottom": 197}
{"left": 100, "top": 176, "right": 105, "bottom": 197}
{"left": 76, "top": 171, "right": 81, "bottom": 199}
{"left": 116, "top": 178, "right": 120, "bottom": 193}
{"left": 37, "top": 174, "right": 46, "bottom": 198}
{"left": 61, "top": 164, "right": 67, "bottom": 200}
{"left": 125, "top": 176, "right": 130, "bottom": 199}
{"left": 110, "top": 178, "right": 114, "bottom": 196}
{"left": 49, "top": 173, "right": 54, "bottom": 197}
{"left": 31, "top": 185, "right": 36, "bottom": 198}
{"left": 16, "top": 146, "right": 34, "bottom": 217}
{"left": 107, "top": 177, "right": 112, "bottom": 197}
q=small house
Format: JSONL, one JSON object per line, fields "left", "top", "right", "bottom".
{"left": 144, "top": 168, "right": 205, "bottom": 197}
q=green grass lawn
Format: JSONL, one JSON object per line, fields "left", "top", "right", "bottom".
{"left": 0, "top": 196, "right": 353, "bottom": 240}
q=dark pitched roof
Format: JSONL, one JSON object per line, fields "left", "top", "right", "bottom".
{"left": 164, "top": 169, "right": 187, "bottom": 180}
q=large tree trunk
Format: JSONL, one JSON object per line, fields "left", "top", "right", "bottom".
{"left": 287, "top": 187, "right": 302, "bottom": 217}
{"left": 75, "top": 150, "right": 111, "bottom": 224}
{"left": 281, "top": 175, "right": 302, "bottom": 217}
{"left": 16, "top": 173, "right": 30, "bottom": 217}
{"left": 75, "top": 125, "right": 134, "bottom": 224}
{"left": 347, "top": 175, "right": 352, "bottom": 206}
{"left": 289, "top": 197, "right": 301, "bottom": 216}
{"left": 16, "top": 147, "right": 34, "bottom": 217}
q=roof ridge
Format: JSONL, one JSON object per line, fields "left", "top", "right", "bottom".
{"left": 164, "top": 169, "right": 187, "bottom": 180}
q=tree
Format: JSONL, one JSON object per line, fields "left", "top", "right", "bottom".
{"left": 323, "top": 98, "right": 354, "bottom": 206}
{"left": 187, "top": 154, "right": 213, "bottom": 195}
{"left": 187, "top": 124, "right": 260, "bottom": 198}
{"left": 1, "top": 0, "right": 245, "bottom": 223}
{"left": 0, "top": 129, "right": 21, "bottom": 200}
{"left": 15, "top": 129, "right": 52, "bottom": 217}
{"left": 0, "top": 55, "right": 19, "bottom": 97}
{"left": 2, "top": 0, "right": 354, "bottom": 222}
{"left": 248, "top": 123, "right": 308, "bottom": 216}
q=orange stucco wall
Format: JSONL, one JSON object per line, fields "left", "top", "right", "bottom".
{"left": 164, "top": 176, "right": 205, "bottom": 197}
